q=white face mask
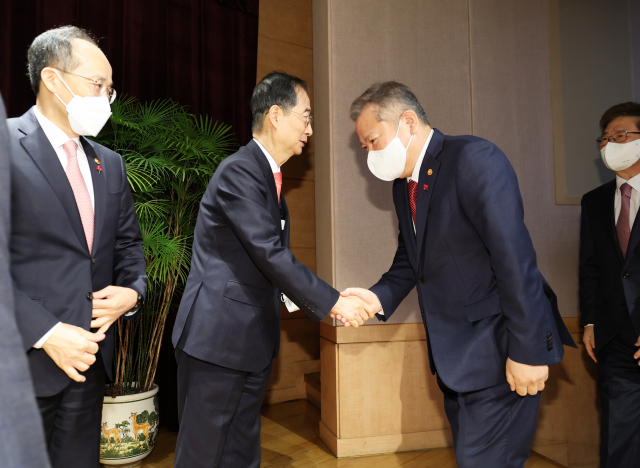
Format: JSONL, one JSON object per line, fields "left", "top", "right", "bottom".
{"left": 600, "top": 139, "right": 640, "bottom": 172}
{"left": 367, "top": 119, "right": 413, "bottom": 181}
{"left": 53, "top": 70, "right": 112, "bottom": 137}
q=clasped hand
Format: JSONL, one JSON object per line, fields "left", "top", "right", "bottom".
{"left": 42, "top": 286, "right": 138, "bottom": 382}
{"left": 330, "top": 287, "right": 382, "bottom": 327}
{"left": 506, "top": 358, "right": 549, "bottom": 396}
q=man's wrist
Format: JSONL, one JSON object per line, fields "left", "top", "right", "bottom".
{"left": 34, "top": 322, "right": 62, "bottom": 348}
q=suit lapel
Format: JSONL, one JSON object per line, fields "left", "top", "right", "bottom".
{"left": 281, "top": 194, "right": 291, "bottom": 247}
{"left": 247, "top": 140, "right": 281, "bottom": 228}
{"left": 83, "top": 138, "right": 106, "bottom": 255}
{"left": 415, "top": 130, "right": 444, "bottom": 261}
{"left": 18, "top": 111, "right": 90, "bottom": 253}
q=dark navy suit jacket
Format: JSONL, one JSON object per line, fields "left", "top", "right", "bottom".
{"left": 0, "top": 97, "right": 51, "bottom": 467}
{"left": 370, "top": 129, "right": 575, "bottom": 393}
{"left": 579, "top": 180, "right": 640, "bottom": 353}
{"left": 7, "top": 107, "right": 147, "bottom": 397}
{"left": 172, "top": 140, "right": 339, "bottom": 372}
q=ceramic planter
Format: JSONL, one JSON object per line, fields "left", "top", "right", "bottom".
{"left": 100, "top": 384, "right": 159, "bottom": 467}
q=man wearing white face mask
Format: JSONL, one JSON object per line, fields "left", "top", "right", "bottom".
{"left": 6, "top": 26, "right": 146, "bottom": 467}
{"left": 333, "top": 81, "right": 575, "bottom": 468}
{"left": 580, "top": 102, "right": 640, "bottom": 468}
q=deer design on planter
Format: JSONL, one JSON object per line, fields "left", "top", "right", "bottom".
{"left": 102, "top": 423, "right": 121, "bottom": 449}
{"left": 130, "top": 412, "right": 150, "bottom": 443}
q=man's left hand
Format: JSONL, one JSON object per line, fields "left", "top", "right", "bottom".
{"left": 91, "top": 286, "right": 139, "bottom": 334}
{"left": 634, "top": 335, "right": 640, "bottom": 363}
{"left": 506, "top": 357, "right": 549, "bottom": 396}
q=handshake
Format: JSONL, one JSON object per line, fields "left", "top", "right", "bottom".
{"left": 329, "top": 288, "right": 382, "bottom": 328}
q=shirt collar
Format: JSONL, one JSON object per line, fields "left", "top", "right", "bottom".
{"left": 33, "top": 106, "right": 81, "bottom": 149}
{"left": 616, "top": 173, "right": 640, "bottom": 193}
{"left": 408, "top": 129, "right": 434, "bottom": 182}
{"left": 253, "top": 138, "right": 280, "bottom": 173}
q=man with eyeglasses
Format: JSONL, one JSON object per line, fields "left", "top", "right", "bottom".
{"left": 5, "top": 26, "right": 146, "bottom": 467}
{"left": 580, "top": 101, "right": 640, "bottom": 468}
{"left": 172, "top": 71, "right": 374, "bottom": 468}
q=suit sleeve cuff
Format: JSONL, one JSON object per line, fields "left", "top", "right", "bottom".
{"left": 33, "top": 322, "right": 62, "bottom": 348}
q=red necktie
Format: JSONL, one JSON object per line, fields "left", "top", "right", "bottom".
{"left": 408, "top": 180, "right": 417, "bottom": 225}
{"left": 273, "top": 172, "right": 282, "bottom": 203}
{"left": 618, "top": 182, "right": 632, "bottom": 257}
{"left": 62, "top": 140, "right": 94, "bottom": 253}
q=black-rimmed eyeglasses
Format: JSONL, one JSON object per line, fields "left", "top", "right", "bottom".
{"left": 596, "top": 130, "right": 640, "bottom": 148}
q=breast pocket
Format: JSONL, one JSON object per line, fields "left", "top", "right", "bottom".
{"left": 223, "top": 280, "right": 269, "bottom": 308}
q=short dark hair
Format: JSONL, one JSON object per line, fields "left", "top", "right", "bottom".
{"left": 350, "top": 81, "right": 429, "bottom": 126}
{"left": 599, "top": 102, "right": 640, "bottom": 132}
{"left": 251, "top": 71, "right": 309, "bottom": 133}
{"left": 27, "top": 26, "right": 98, "bottom": 96}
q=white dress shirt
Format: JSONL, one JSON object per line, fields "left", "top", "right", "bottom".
{"left": 378, "top": 129, "right": 434, "bottom": 317}
{"left": 33, "top": 107, "right": 95, "bottom": 210}
{"left": 585, "top": 174, "right": 640, "bottom": 329}
{"left": 32, "top": 108, "right": 96, "bottom": 348}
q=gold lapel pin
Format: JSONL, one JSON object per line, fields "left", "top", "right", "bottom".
{"left": 427, "top": 169, "right": 433, "bottom": 176}
{"left": 95, "top": 158, "right": 101, "bottom": 165}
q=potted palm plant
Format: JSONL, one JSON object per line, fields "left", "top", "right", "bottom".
{"left": 92, "top": 96, "right": 234, "bottom": 466}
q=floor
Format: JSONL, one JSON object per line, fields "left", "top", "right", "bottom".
{"left": 135, "top": 400, "right": 565, "bottom": 468}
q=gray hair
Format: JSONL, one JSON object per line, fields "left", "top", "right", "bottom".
{"left": 27, "top": 26, "right": 98, "bottom": 96}
{"left": 349, "top": 81, "right": 429, "bottom": 126}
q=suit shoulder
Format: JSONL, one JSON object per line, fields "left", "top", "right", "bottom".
{"left": 581, "top": 180, "right": 615, "bottom": 205}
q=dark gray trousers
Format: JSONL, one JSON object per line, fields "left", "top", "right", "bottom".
{"left": 37, "top": 355, "right": 105, "bottom": 468}
{"left": 438, "top": 375, "right": 541, "bottom": 468}
{"left": 175, "top": 348, "right": 272, "bottom": 468}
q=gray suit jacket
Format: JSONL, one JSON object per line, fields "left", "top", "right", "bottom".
{"left": 0, "top": 94, "right": 51, "bottom": 467}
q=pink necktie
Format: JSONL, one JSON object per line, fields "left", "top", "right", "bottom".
{"left": 408, "top": 180, "right": 418, "bottom": 225}
{"left": 62, "top": 140, "right": 94, "bottom": 253}
{"left": 618, "top": 182, "right": 632, "bottom": 258}
{"left": 273, "top": 172, "right": 282, "bottom": 203}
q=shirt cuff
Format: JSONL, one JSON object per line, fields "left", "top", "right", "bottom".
{"left": 34, "top": 322, "right": 62, "bottom": 348}
{"left": 584, "top": 324, "right": 594, "bottom": 327}
{"left": 124, "top": 310, "right": 137, "bottom": 317}
{"left": 377, "top": 309, "right": 384, "bottom": 316}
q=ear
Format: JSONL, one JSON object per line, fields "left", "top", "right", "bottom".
{"left": 267, "top": 105, "right": 282, "bottom": 130}
{"left": 402, "top": 110, "right": 420, "bottom": 135}
{"left": 40, "top": 67, "right": 62, "bottom": 95}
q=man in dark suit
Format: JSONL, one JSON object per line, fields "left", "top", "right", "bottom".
{"left": 579, "top": 102, "right": 640, "bottom": 468}
{"left": 335, "top": 81, "right": 575, "bottom": 468}
{"left": 0, "top": 93, "right": 51, "bottom": 468}
{"left": 7, "top": 27, "right": 146, "bottom": 467}
{"left": 172, "top": 71, "right": 373, "bottom": 468}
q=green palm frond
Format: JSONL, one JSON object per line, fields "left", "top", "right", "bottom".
{"left": 91, "top": 96, "right": 235, "bottom": 395}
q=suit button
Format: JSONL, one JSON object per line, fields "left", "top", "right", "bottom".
{"left": 91, "top": 258, "right": 96, "bottom": 265}
{"left": 623, "top": 272, "right": 630, "bottom": 278}
{"left": 419, "top": 277, "right": 426, "bottom": 283}
{"left": 421, "top": 309, "right": 425, "bottom": 316}
{"left": 86, "top": 292, "right": 93, "bottom": 300}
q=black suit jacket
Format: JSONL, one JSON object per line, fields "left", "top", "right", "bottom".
{"left": 0, "top": 98, "right": 51, "bottom": 467}
{"left": 371, "top": 129, "right": 575, "bottom": 393}
{"left": 172, "top": 140, "right": 339, "bottom": 372}
{"left": 7, "top": 107, "right": 146, "bottom": 397}
{"left": 579, "top": 180, "right": 640, "bottom": 354}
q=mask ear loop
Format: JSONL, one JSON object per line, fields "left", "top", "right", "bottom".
{"left": 51, "top": 69, "right": 76, "bottom": 107}
{"left": 396, "top": 115, "right": 414, "bottom": 150}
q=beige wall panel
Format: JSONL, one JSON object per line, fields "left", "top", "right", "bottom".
{"left": 320, "top": 321, "right": 426, "bottom": 344}
{"left": 320, "top": 337, "right": 339, "bottom": 437}
{"left": 283, "top": 143, "right": 314, "bottom": 181}
{"left": 257, "top": 36, "right": 314, "bottom": 102}
{"left": 324, "top": 0, "right": 471, "bottom": 324}
{"left": 283, "top": 179, "right": 316, "bottom": 249}
{"left": 337, "top": 341, "right": 449, "bottom": 439}
{"left": 312, "top": 0, "right": 335, "bottom": 286}
{"left": 258, "top": 0, "right": 312, "bottom": 49}
{"left": 468, "top": 0, "right": 580, "bottom": 317}
{"left": 289, "top": 246, "right": 316, "bottom": 273}
{"left": 266, "top": 318, "right": 320, "bottom": 405}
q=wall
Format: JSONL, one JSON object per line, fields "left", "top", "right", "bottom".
{"left": 314, "top": 0, "right": 599, "bottom": 466}
{"left": 257, "top": 0, "right": 320, "bottom": 404}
